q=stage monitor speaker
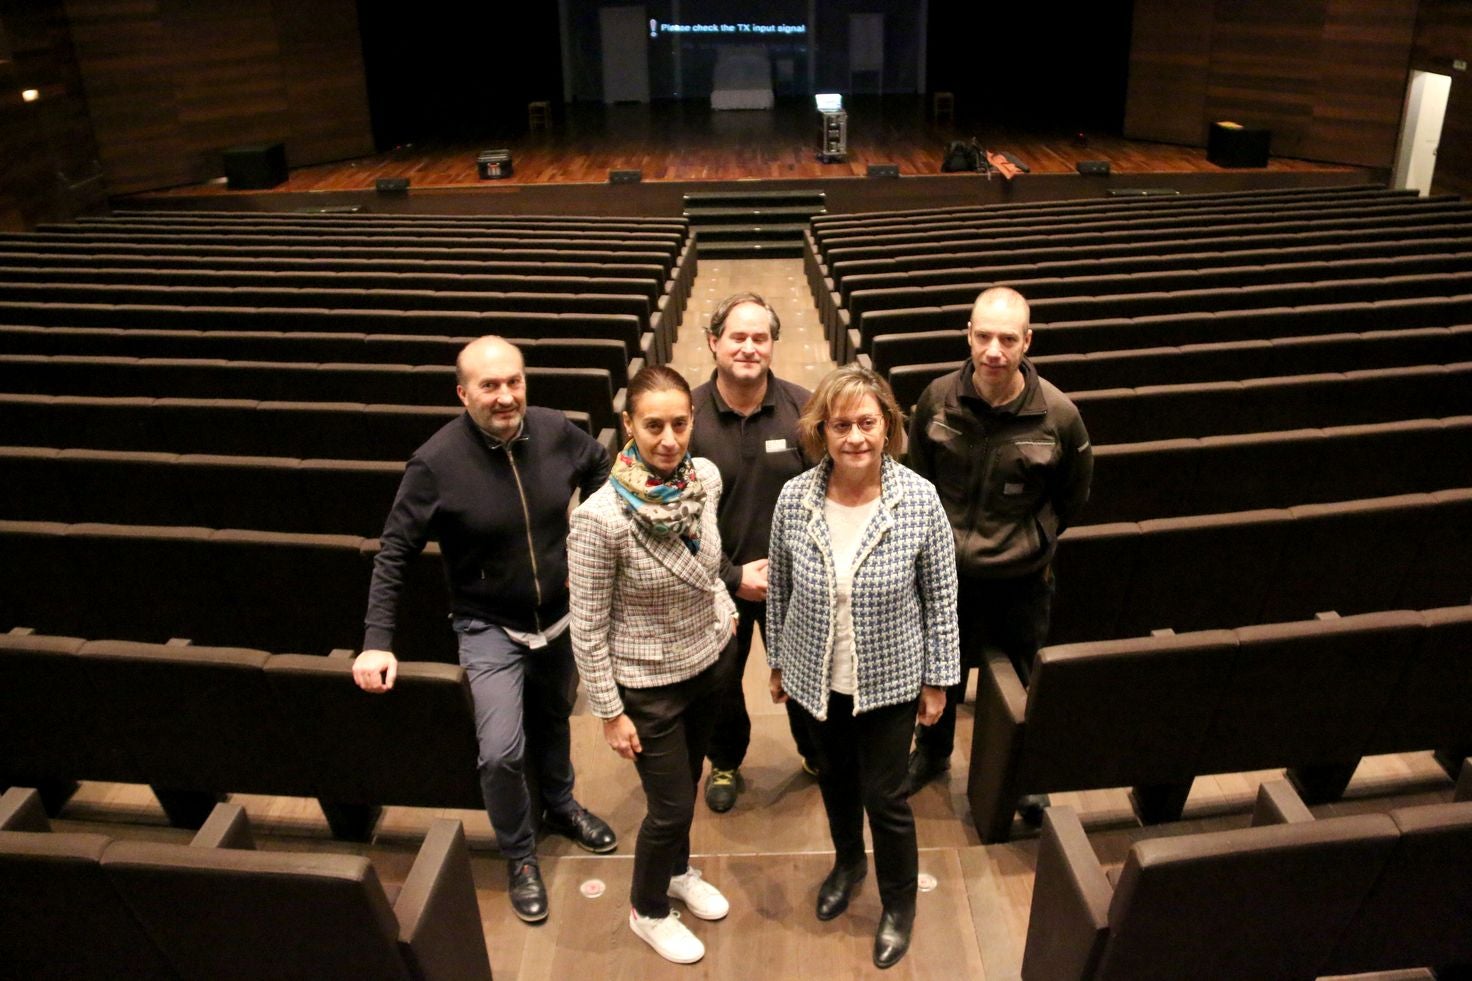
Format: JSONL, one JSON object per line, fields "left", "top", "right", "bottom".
{"left": 867, "top": 163, "right": 899, "bottom": 178}
{"left": 609, "top": 169, "right": 643, "bottom": 184}
{"left": 477, "top": 149, "right": 512, "bottom": 179}
{"left": 1076, "top": 160, "right": 1110, "bottom": 176}
{"left": 223, "top": 142, "right": 287, "bottom": 190}
{"left": 375, "top": 177, "right": 409, "bottom": 193}
{"left": 1107, "top": 188, "right": 1179, "bottom": 197}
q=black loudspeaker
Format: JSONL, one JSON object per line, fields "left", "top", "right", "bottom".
{"left": 477, "top": 149, "right": 512, "bottom": 179}
{"left": 609, "top": 169, "right": 643, "bottom": 184}
{"left": 1076, "top": 160, "right": 1110, "bottom": 176}
{"left": 1207, "top": 122, "right": 1270, "bottom": 168}
{"left": 223, "top": 142, "right": 287, "bottom": 190}
{"left": 867, "top": 163, "right": 900, "bottom": 178}
{"left": 375, "top": 177, "right": 409, "bottom": 193}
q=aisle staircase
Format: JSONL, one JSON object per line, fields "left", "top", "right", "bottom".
{"left": 683, "top": 189, "right": 826, "bottom": 258}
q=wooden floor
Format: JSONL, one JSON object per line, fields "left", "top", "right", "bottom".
{"left": 49, "top": 259, "right": 1459, "bottom": 979}
{"left": 140, "top": 96, "right": 1363, "bottom": 195}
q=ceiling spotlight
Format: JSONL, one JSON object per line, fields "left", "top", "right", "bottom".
{"left": 21, "top": 88, "right": 39, "bottom": 102}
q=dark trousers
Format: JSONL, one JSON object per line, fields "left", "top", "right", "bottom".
{"left": 796, "top": 693, "right": 919, "bottom": 913}
{"left": 620, "top": 639, "right": 736, "bottom": 917}
{"left": 707, "top": 596, "right": 817, "bottom": 770}
{"left": 454, "top": 618, "right": 578, "bottom": 864}
{"left": 915, "top": 568, "right": 1054, "bottom": 761}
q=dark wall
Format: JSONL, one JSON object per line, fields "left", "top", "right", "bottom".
{"left": 60, "top": 0, "right": 374, "bottom": 195}
{"left": 358, "top": 2, "right": 563, "bottom": 147}
{"left": 1411, "top": 0, "right": 1472, "bottom": 198}
{"left": 0, "top": 0, "right": 104, "bottom": 229}
{"left": 1125, "top": 0, "right": 1418, "bottom": 168}
{"left": 927, "top": 1, "right": 1135, "bottom": 135}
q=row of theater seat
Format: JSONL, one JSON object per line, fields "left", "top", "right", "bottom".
{"left": 809, "top": 184, "right": 1412, "bottom": 235}
{"left": 1050, "top": 487, "right": 1472, "bottom": 645}
{"left": 0, "top": 788, "right": 492, "bottom": 980}
{"left": 0, "top": 520, "right": 456, "bottom": 658}
{"left": 0, "top": 356, "right": 625, "bottom": 433}
{"left": 0, "top": 447, "right": 403, "bottom": 537}
{"left": 0, "top": 633, "right": 486, "bottom": 830}
{"left": 1088, "top": 416, "right": 1472, "bottom": 524}
{"left": 860, "top": 292, "right": 1472, "bottom": 370}
{"left": 0, "top": 247, "right": 670, "bottom": 285}
{"left": 110, "top": 204, "right": 683, "bottom": 225}
{"left": 0, "top": 302, "right": 655, "bottom": 363}
{"left": 829, "top": 238, "right": 1472, "bottom": 325}
{"left": 813, "top": 190, "right": 1456, "bottom": 250}
{"left": 835, "top": 252, "right": 1472, "bottom": 339}
{"left": 37, "top": 220, "right": 685, "bottom": 248}
{"left": 1025, "top": 778, "right": 1472, "bottom": 979}
{"left": 822, "top": 221, "right": 1472, "bottom": 294}
{"left": 1, "top": 264, "right": 664, "bottom": 307}
{"left": 1054, "top": 362, "right": 1465, "bottom": 444}
{"left": 968, "top": 604, "right": 1472, "bottom": 842}
{"left": 0, "top": 325, "right": 641, "bottom": 384}
{"left": 867, "top": 322, "right": 1472, "bottom": 389}
{"left": 839, "top": 270, "right": 1472, "bottom": 363}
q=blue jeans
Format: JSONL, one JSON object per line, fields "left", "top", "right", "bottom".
{"left": 454, "top": 617, "right": 578, "bottom": 863}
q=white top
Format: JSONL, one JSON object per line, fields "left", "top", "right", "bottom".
{"left": 824, "top": 495, "right": 881, "bottom": 696}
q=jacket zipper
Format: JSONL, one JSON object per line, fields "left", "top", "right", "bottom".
{"left": 504, "top": 445, "right": 544, "bottom": 633}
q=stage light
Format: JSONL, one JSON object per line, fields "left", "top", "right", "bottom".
{"left": 21, "top": 88, "right": 39, "bottom": 102}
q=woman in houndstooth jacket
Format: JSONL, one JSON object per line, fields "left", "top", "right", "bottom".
{"left": 568, "top": 364, "right": 739, "bottom": 966}
{"left": 765, "top": 364, "right": 960, "bottom": 970}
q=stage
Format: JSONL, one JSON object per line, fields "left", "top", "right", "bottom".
{"left": 124, "top": 97, "right": 1379, "bottom": 218}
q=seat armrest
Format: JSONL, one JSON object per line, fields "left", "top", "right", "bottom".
{"left": 190, "top": 802, "right": 256, "bottom": 849}
{"left": 1252, "top": 779, "right": 1315, "bottom": 826}
{"left": 1457, "top": 757, "right": 1472, "bottom": 803}
{"left": 1022, "top": 806, "right": 1113, "bottom": 981}
{"left": 394, "top": 819, "right": 492, "bottom": 981}
{"left": 0, "top": 787, "right": 50, "bottom": 831}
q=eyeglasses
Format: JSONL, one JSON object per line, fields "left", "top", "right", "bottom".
{"left": 826, "top": 416, "right": 883, "bottom": 437}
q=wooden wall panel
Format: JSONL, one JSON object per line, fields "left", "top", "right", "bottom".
{"left": 0, "top": 0, "right": 106, "bottom": 227}
{"left": 1126, "top": 0, "right": 1416, "bottom": 169}
{"left": 273, "top": 0, "right": 372, "bottom": 166}
{"left": 1123, "top": 0, "right": 1213, "bottom": 145}
{"left": 63, "top": 0, "right": 371, "bottom": 195}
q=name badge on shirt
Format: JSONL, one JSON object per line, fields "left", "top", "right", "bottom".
{"left": 765, "top": 438, "right": 789, "bottom": 453}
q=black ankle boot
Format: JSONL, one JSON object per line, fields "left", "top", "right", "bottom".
{"left": 873, "top": 904, "right": 915, "bottom": 969}
{"left": 815, "top": 859, "right": 867, "bottom": 921}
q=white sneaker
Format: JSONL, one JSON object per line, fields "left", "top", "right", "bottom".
{"left": 667, "top": 866, "right": 730, "bottom": 920}
{"left": 629, "top": 907, "right": 705, "bottom": 964}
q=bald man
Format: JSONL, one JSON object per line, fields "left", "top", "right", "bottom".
{"left": 902, "top": 289, "right": 1092, "bottom": 811}
{"left": 356, "top": 336, "right": 617, "bottom": 923}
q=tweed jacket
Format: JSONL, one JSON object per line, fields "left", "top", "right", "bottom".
{"left": 766, "top": 455, "right": 960, "bottom": 720}
{"left": 568, "top": 456, "right": 738, "bottom": 719}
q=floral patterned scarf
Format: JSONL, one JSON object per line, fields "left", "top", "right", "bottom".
{"left": 610, "top": 439, "right": 706, "bottom": 553}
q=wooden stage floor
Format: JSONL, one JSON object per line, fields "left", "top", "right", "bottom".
{"left": 130, "top": 97, "right": 1378, "bottom": 218}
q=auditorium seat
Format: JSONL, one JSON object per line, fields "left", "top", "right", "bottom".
{"left": 103, "top": 807, "right": 492, "bottom": 980}
{"left": 0, "top": 788, "right": 177, "bottom": 980}
{"left": 1022, "top": 793, "right": 1400, "bottom": 981}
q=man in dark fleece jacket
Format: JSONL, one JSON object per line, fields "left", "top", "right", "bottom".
{"left": 354, "top": 336, "right": 617, "bottom": 924}
{"left": 901, "top": 289, "right": 1093, "bottom": 815}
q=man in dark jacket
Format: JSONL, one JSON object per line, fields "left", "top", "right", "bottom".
{"left": 901, "top": 288, "right": 1092, "bottom": 811}
{"left": 354, "top": 336, "right": 616, "bottom": 923}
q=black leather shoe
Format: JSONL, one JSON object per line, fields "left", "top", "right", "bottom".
{"left": 873, "top": 905, "right": 915, "bottom": 969}
{"left": 542, "top": 804, "right": 617, "bottom": 853}
{"left": 899, "top": 749, "right": 949, "bottom": 798}
{"left": 508, "top": 861, "right": 548, "bottom": 923}
{"left": 815, "top": 860, "right": 867, "bottom": 921}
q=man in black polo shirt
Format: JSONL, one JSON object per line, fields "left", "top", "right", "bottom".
{"left": 690, "top": 292, "right": 818, "bottom": 813}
